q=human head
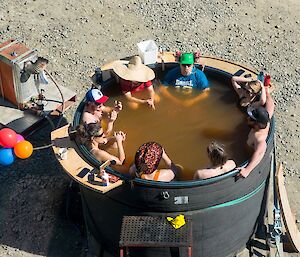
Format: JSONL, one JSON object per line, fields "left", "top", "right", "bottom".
{"left": 207, "top": 141, "right": 228, "bottom": 167}
{"left": 84, "top": 122, "right": 107, "bottom": 144}
{"left": 179, "top": 53, "right": 194, "bottom": 76}
{"left": 36, "top": 57, "right": 49, "bottom": 70}
{"left": 85, "top": 88, "right": 109, "bottom": 105}
{"left": 134, "top": 142, "right": 163, "bottom": 175}
{"left": 245, "top": 80, "right": 261, "bottom": 95}
{"left": 112, "top": 56, "right": 155, "bottom": 83}
{"left": 247, "top": 106, "right": 270, "bottom": 129}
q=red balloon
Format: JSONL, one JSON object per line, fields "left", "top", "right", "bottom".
{"left": 14, "top": 141, "right": 33, "bottom": 159}
{"left": 0, "top": 128, "right": 17, "bottom": 148}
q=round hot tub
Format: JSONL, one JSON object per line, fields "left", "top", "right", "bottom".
{"left": 69, "top": 55, "right": 274, "bottom": 257}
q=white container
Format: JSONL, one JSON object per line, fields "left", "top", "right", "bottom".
{"left": 137, "top": 40, "right": 158, "bottom": 65}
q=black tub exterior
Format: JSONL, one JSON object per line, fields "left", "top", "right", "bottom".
{"left": 80, "top": 138, "right": 272, "bottom": 257}
{"left": 74, "top": 64, "right": 275, "bottom": 257}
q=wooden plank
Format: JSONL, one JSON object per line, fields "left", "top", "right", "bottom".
{"left": 51, "top": 125, "right": 124, "bottom": 194}
{"left": 275, "top": 163, "right": 300, "bottom": 252}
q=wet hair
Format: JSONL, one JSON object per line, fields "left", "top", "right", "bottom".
{"left": 135, "top": 142, "right": 163, "bottom": 175}
{"left": 76, "top": 122, "right": 102, "bottom": 140}
{"left": 207, "top": 141, "right": 228, "bottom": 167}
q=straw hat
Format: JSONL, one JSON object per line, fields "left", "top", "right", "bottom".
{"left": 112, "top": 56, "right": 155, "bottom": 83}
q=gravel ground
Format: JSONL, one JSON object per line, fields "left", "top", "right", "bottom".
{"left": 0, "top": 0, "right": 299, "bottom": 256}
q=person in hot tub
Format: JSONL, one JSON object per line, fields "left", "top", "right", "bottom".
{"left": 162, "top": 52, "right": 209, "bottom": 90}
{"left": 113, "top": 56, "right": 158, "bottom": 110}
{"left": 129, "top": 142, "right": 179, "bottom": 182}
{"left": 194, "top": 141, "right": 236, "bottom": 180}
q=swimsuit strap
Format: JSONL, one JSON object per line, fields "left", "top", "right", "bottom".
{"left": 153, "top": 170, "right": 160, "bottom": 181}
{"left": 140, "top": 170, "right": 160, "bottom": 181}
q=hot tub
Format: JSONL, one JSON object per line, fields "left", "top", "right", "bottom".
{"left": 55, "top": 54, "right": 275, "bottom": 257}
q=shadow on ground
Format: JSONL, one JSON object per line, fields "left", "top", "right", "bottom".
{"left": 0, "top": 119, "right": 86, "bottom": 257}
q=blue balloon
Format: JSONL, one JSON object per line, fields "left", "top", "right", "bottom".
{"left": 0, "top": 148, "right": 15, "bottom": 166}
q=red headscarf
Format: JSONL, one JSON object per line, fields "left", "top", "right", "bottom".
{"left": 135, "top": 142, "right": 163, "bottom": 175}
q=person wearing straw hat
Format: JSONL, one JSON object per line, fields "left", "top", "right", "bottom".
{"left": 113, "top": 56, "right": 157, "bottom": 110}
{"left": 82, "top": 88, "right": 122, "bottom": 136}
{"left": 162, "top": 53, "right": 209, "bottom": 90}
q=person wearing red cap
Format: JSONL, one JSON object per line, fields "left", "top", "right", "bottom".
{"left": 82, "top": 88, "right": 122, "bottom": 136}
{"left": 238, "top": 88, "right": 275, "bottom": 178}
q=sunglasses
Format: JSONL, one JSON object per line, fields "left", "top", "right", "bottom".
{"left": 94, "top": 131, "right": 104, "bottom": 138}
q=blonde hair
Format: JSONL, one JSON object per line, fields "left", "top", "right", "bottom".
{"left": 247, "top": 80, "right": 261, "bottom": 94}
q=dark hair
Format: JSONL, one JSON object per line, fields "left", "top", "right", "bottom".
{"left": 207, "top": 141, "right": 228, "bottom": 167}
{"left": 76, "top": 122, "right": 102, "bottom": 140}
{"left": 36, "top": 57, "right": 49, "bottom": 64}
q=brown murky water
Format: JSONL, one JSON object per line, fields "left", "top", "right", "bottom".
{"left": 105, "top": 77, "right": 250, "bottom": 180}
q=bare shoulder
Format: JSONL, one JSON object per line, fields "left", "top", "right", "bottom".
{"left": 159, "top": 169, "right": 175, "bottom": 182}
{"left": 194, "top": 168, "right": 210, "bottom": 180}
{"left": 226, "top": 160, "right": 236, "bottom": 170}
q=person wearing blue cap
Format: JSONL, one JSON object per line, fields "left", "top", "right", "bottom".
{"left": 82, "top": 88, "right": 122, "bottom": 136}
{"left": 162, "top": 53, "right": 209, "bottom": 90}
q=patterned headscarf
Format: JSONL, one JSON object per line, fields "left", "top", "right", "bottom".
{"left": 135, "top": 142, "right": 163, "bottom": 175}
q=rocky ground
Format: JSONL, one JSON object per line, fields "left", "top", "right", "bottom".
{"left": 0, "top": 0, "right": 299, "bottom": 256}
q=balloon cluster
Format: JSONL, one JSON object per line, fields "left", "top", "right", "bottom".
{"left": 0, "top": 128, "right": 33, "bottom": 166}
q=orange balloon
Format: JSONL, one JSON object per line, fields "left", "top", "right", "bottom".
{"left": 14, "top": 141, "right": 33, "bottom": 159}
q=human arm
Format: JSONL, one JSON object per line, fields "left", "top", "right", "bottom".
{"left": 265, "top": 87, "right": 275, "bottom": 119}
{"left": 104, "top": 110, "right": 118, "bottom": 136}
{"left": 183, "top": 89, "right": 209, "bottom": 107}
{"left": 145, "top": 85, "right": 156, "bottom": 110}
{"left": 123, "top": 91, "right": 148, "bottom": 104}
{"left": 93, "top": 149, "right": 124, "bottom": 166}
{"left": 161, "top": 149, "right": 180, "bottom": 179}
{"left": 238, "top": 140, "right": 267, "bottom": 178}
{"left": 94, "top": 131, "right": 126, "bottom": 165}
{"left": 250, "top": 82, "right": 266, "bottom": 108}
{"left": 231, "top": 76, "right": 252, "bottom": 97}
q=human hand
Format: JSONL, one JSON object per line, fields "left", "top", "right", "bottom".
{"left": 114, "top": 131, "right": 126, "bottom": 142}
{"left": 236, "top": 167, "right": 249, "bottom": 179}
{"left": 146, "top": 99, "right": 155, "bottom": 110}
{"left": 114, "top": 101, "right": 122, "bottom": 112}
{"left": 109, "top": 110, "right": 118, "bottom": 122}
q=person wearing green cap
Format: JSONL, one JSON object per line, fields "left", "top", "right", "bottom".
{"left": 162, "top": 52, "right": 209, "bottom": 90}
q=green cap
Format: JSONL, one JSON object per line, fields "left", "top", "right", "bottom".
{"left": 180, "top": 53, "right": 194, "bottom": 65}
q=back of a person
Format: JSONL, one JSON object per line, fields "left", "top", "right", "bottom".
{"left": 195, "top": 159, "right": 236, "bottom": 179}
